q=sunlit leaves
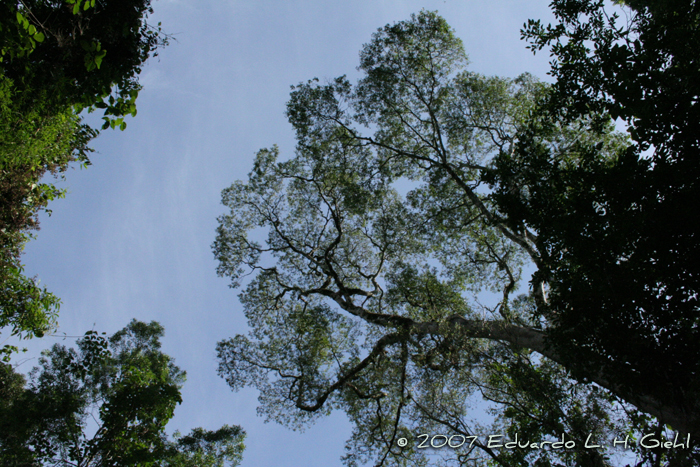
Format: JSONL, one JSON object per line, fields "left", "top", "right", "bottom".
{"left": 0, "top": 75, "right": 96, "bottom": 360}
{"left": 0, "top": 0, "right": 169, "bottom": 361}
{"left": 3, "top": 0, "right": 168, "bottom": 129}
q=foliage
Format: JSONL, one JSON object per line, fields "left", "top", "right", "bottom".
{"left": 1, "top": 0, "right": 170, "bottom": 128}
{"left": 0, "top": 73, "right": 97, "bottom": 361}
{"left": 0, "top": 320, "right": 245, "bottom": 467}
{"left": 212, "top": 9, "right": 699, "bottom": 466}
{"left": 489, "top": 0, "right": 700, "bottom": 435}
{"left": 166, "top": 425, "right": 246, "bottom": 467}
{"left": 0, "top": 0, "right": 170, "bottom": 359}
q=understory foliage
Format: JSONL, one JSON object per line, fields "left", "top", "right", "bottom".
{"left": 213, "top": 7, "right": 699, "bottom": 467}
{"left": 0, "top": 0, "right": 170, "bottom": 359}
{"left": 0, "top": 73, "right": 95, "bottom": 360}
{"left": 0, "top": 320, "right": 246, "bottom": 466}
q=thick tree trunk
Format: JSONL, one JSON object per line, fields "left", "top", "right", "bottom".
{"left": 417, "top": 316, "right": 700, "bottom": 441}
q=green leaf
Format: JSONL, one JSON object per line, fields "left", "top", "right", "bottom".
{"left": 28, "top": 24, "right": 36, "bottom": 35}
{"left": 0, "top": 321, "right": 234, "bottom": 466}
{"left": 34, "top": 32, "right": 45, "bottom": 43}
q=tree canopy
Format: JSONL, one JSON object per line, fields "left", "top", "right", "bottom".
{"left": 0, "top": 320, "right": 246, "bottom": 466}
{"left": 213, "top": 7, "right": 699, "bottom": 467}
{"left": 497, "top": 0, "right": 700, "bottom": 437}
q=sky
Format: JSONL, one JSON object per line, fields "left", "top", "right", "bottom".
{"left": 11, "top": 1, "right": 557, "bottom": 465}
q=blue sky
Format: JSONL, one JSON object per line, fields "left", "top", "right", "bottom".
{"left": 12, "top": 1, "right": 556, "bottom": 465}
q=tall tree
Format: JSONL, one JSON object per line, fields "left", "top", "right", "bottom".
{"left": 0, "top": 0, "right": 170, "bottom": 359}
{"left": 491, "top": 0, "right": 700, "bottom": 437}
{"left": 213, "top": 10, "right": 699, "bottom": 466}
{"left": 0, "top": 320, "right": 245, "bottom": 466}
